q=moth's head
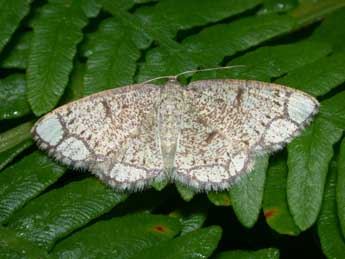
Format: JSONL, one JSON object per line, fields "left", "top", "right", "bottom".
{"left": 163, "top": 76, "right": 182, "bottom": 91}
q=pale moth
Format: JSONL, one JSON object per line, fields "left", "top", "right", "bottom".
{"left": 32, "top": 68, "right": 319, "bottom": 192}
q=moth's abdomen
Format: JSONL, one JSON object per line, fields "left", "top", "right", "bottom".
{"left": 157, "top": 82, "right": 184, "bottom": 172}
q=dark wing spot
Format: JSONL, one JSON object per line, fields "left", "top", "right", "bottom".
{"left": 235, "top": 88, "right": 244, "bottom": 105}
{"left": 215, "top": 98, "right": 224, "bottom": 104}
{"left": 205, "top": 130, "right": 218, "bottom": 144}
{"left": 273, "top": 100, "right": 282, "bottom": 106}
{"left": 67, "top": 118, "right": 76, "bottom": 125}
{"left": 66, "top": 109, "right": 72, "bottom": 116}
{"left": 274, "top": 90, "right": 280, "bottom": 97}
{"left": 196, "top": 117, "right": 208, "bottom": 127}
{"left": 101, "top": 100, "right": 112, "bottom": 118}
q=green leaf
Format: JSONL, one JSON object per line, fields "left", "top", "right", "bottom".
{"left": 277, "top": 52, "right": 345, "bottom": 97}
{"left": 0, "top": 32, "right": 31, "bottom": 69}
{"left": 152, "top": 179, "right": 169, "bottom": 191}
{"left": 317, "top": 161, "right": 345, "bottom": 258}
{"left": 178, "top": 211, "right": 207, "bottom": 236}
{"left": 138, "top": 14, "right": 296, "bottom": 80}
{"left": 7, "top": 178, "right": 127, "bottom": 249}
{"left": 130, "top": 226, "right": 222, "bottom": 259}
{"left": 61, "top": 61, "right": 86, "bottom": 102}
{"left": 207, "top": 192, "right": 231, "bottom": 207}
{"left": 194, "top": 39, "right": 331, "bottom": 83}
{"left": 287, "top": 117, "right": 343, "bottom": 230}
{"left": 319, "top": 91, "right": 345, "bottom": 130}
{"left": 51, "top": 213, "right": 181, "bottom": 259}
{"left": 290, "top": 0, "right": 345, "bottom": 26}
{"left": 27, "top": 2, "right": 88, "bottom": 115}
{"left": 258, "top": 0, "right": 298, "bottom": 15}
{"left": 229, "top": 40, "right": 332, "bottom": 78}
{"left": 230, "top": 155, "right": 269, "bottom": 228}
{"left": 176, "top": 184, "right": 195, "bottom": 202}
{"left": 0, "top": 0, "right": 31, "bottom": 52}
{"left": 103, "top": 0, "right": 264, "bottom": 58}
{"left": 312, "top": 7, "right": 345, "bottom": 52}
{"left": 80, "top": 0, "right": 101, "bottom": 18}
{"left": 0, "top": 226, "right": 48, "bottom": 259}
{"left": 0, "top": 74, "right": 31, "bottom": 120}
{"left": 337, "top": 138, "right": 345, "bottom": 238}
{"left": 215, "top": 248, "right": 280, "bottom": 259}
{"left": 170, "top": 199, "right": 208, "bottom": 236}
{"left": 0, "top": 139, "right": 33, "bottom": 171}
{"left": 0, "top": 121, "right": 33, "bottom": 153}
{"left": 135, "top": 0, "right": 263, "bottom": 38}
{"left": 262, "top": 156, "right": 300, "bottom": 235}
{"left": 183, "top": 14, "right": 295, "bottom": 65}
{"left": 135, "top": 0, "right": 157, "bottom": 3}
{"left": 287, "top": 91, "right": 345, "bottom": 231}
{"left": 83, "top": 18, "right": 141, "bottom": 95}
{"left": 112, "top": 189, "right": 172, "bottom": 216}
{"left": 0, "top": 151, "right": 65, "bottom": 224}
{"left": 100, "top": 0, "right": 138, "bottom": 12}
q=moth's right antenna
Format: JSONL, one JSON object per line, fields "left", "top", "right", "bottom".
{"left": 174, "top": 65, "right": 246, "bottom": 79}
{"left": 141, "top": 65, "right": 246, "bottom": 84}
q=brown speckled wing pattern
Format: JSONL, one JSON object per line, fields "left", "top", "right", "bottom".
{"left": 32, "top": 79, "right": 319, "bottom": 192}
{"left": 173, "top": 79, "right": 318, "bottom": 190}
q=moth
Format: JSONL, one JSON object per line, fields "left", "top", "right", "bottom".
{"left": 32, "top": 72, "right": 319, "bottom": 192}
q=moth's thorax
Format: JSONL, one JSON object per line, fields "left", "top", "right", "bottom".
{"left": 157, "top": 79, "right": 184, "bottom": 172}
